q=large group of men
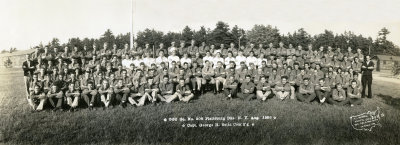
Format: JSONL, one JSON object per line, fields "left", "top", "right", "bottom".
{"left": 22, "top": 39, "right": 375, "bottom": 112}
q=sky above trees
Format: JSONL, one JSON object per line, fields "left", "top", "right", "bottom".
{"left": 1, "top": 0, "right": 399, "bottom": 51}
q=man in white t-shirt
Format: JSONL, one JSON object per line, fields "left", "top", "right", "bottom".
{"left": 142, "top": 52, "right": 155, "bottom": 67}
{"left": 224, "top": 51, "right": 236, "bottom": 67}
{"left": 246, "top": 51, "right": 258, "bottom": 66}
{"left": 167, "top": 51, "right": 180, "bottom": 67}
{"left": 121, "top": 54, "right": 133, "bottom": 69}
{"left": 235, "top": 51, "right": 247, "bottom": 69}
{"left": 212, "top": 52, "right": 224, "bottom": 68}
{"left": 155, "top": 50, "right": 168, "bottom": 67}
{"left": 180, "top": 53, "right": 192, "bottom": 67}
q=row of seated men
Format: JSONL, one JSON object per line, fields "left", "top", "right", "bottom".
{"left": 27, "top": 64, "right": 363, "bottom": 112}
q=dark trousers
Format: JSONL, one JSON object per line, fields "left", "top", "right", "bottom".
{"left": 296, "top": 92, "right": 316, "bottom": 103}
{"left": 316, "top": 90, "right": 331, "bottom": 102}
{"left": 224, "top": 88, "right": 237, "bottom": 98}
{"left": 349, "top": 98, "right": 363, "bottom": 105}
{"left": 237, "top": 93, "right": 255, "bottom": 100}
{"left": 361, "top": 75, "right": 373, "bottom": 98}
{"left": 82, "top": 92, "right": 97, "bottom": 107}
{"left": 48, "top": 98, "right": 63, "bottom": 108}
{"left": 115, "top": 92, "right": 129, "bottom": 105}
{"left": 327, "top": 97, "right": 349, "bottom": 105}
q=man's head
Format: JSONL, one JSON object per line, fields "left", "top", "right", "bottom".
{"left": 34, "top": 85, "right": 40, "bottom": 93}
{"left": 245, "top": 75, "right": 251, "bottom": 83}
{"left": 179, "top": 78, "right": 185, "bottom": 86}
{"left": 303, "top": 78, "right": 309, "bottom": 85}
{"left": 281, "top": 76, "right": 288, "bottom": 84}
{"left": 351, "top": 80, "right": 357, "bottom": 88}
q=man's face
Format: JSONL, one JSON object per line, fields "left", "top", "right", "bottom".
{"left": 122, "top": 71, "right": 127, "bottom": 77}
{"left": 103, "top": 43, "right": 108, "bottom": 49}
{"left": 260, "top": 77, "right": 266, "bottom": 83}
{"left": 179, "top": 80, "right": 184, "bottom": 86}
{"left": 366, "top": 56, "right": 371, "bottom": 61}
{"left": 282, "top": 78, "right": 287, "bottom": 84}
{"left": 337, "top": 85, "right": 342, "bottom": 90}
{"left": 88, "top": 83, "right": 93, "bottom": 89}
{"left": 163, "top": 77, "right": 168, "bottom": 83}
{"left": 319, "top": 80, "right": 324, "bottom": 85}
{"left": 69, "top": 84, "right": 75, "bottom": 90}
{"left": 52, "top": 85, "right": 58, "bottom": 92}
{"left": 118, "top": 80, "right": 123, "bottom": 86}
{"left": 34, "top": 86, "right": 40, "bottom": 93}
{"left": 304, "top": 80, "right": 309, "bottom": 85}
{"left": 102, "top": 80, "right": 108, "bottom": 87}
{"left": 245, "top": 77, "right": 251, "bottom": 82}
{"left": 351, "top": 82, "right": 357, "bottom": 88}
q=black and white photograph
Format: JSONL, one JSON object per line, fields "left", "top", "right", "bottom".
{"left": 0, "top": 0, "right": 399, "bottom": 144}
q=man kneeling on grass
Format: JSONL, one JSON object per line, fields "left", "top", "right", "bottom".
{"left": 47, "top": 83, "right": 64, "bottom": 111}
{"left": 327, "top": 83, "right": 349, "bottom": 105}
{"left": 171, "top": 78, "right": 194, "bottom": 103}
{"left": 28, "top": 85, "right": 47, "bottom": 112}
{"left": 297, "top": 78, "right": 316, "bottom": 103}
{"left": 254, "top": 76, "right": 273, "bottom": 101}
{"left": 157, "top": 76, "right": 175, "bottom": 103}
{"left": 347, "top": 80, "right": 363, "bottom": 107}
{"left": 274, "top": 76, "right": 293, "bottom": 101}
{"left": 65, "top": 83, "right": 80, "bottom": 112}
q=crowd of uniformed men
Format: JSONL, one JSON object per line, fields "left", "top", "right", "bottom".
{"left": 23, "top": 39, "right": 375, "bottom": 112}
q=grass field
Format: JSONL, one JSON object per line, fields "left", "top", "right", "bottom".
{"left": 0, "top": 68, "right": 399, "bottom": 145}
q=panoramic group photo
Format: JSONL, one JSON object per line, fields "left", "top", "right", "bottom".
{"left": 0, "top": 0, "right": 399, "bottom": 144}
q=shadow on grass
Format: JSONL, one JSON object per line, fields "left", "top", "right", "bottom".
{"left": 377, "top": 94, "right": 400, "bottom": 110}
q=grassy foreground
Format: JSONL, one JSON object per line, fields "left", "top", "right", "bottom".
{"left": 0, "top": 68, "right": 399, "bottom": 145}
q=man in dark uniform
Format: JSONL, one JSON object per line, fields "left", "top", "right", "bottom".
{"left": 361, "top": 55, "right": 374, "bottom": 98}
